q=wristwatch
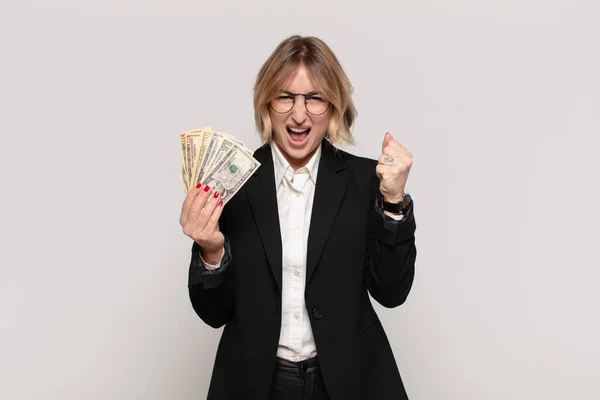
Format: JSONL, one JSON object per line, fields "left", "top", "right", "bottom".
{"left": 382, "top": 193, "right": 412, "bottom": 215}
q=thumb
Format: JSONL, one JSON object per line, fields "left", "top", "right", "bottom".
{"left": 382, "top": 132, "right": 393, "bottom": 152}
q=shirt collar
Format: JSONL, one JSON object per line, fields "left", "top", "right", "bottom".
{"left": 271, "top": 142, "right": 322, "bottom": 186}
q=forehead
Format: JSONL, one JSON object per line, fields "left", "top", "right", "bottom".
{"left": 280, "top": 64, "right": 321, "bottom": 93}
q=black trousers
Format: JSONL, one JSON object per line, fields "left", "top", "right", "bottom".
{"left": 266, "top": 357, "right": 330, "bottom": 400}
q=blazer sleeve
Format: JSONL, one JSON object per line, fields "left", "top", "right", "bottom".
{"left": 365, "top": 175, "right": 417, "bottom": 308}
{"left": 187, "top": 232, "right": 235, "bottom": 329}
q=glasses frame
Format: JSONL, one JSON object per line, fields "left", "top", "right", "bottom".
{"left": 269, "top": 90, "right": 331, "bottom": 116}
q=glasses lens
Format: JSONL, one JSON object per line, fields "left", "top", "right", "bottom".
{"left": 271, "top": 95, "right": 294, "bottom": 113}
{"left": 306, "top": 98, "right": 330, "bottom": 115}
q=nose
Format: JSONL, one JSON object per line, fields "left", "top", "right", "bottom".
{"left": 290, "top": 98, "right": 307, "bottom": 124}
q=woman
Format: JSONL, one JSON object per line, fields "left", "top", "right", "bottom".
{"left": 179, "top": 35, "right": 416, "bottom": 400}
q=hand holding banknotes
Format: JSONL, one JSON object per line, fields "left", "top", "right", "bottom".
{"left": 179, "top": 127, "right": 261, "bottom": 262}
{"left": 180, "top": 182, "right": 225, "bottom": 262}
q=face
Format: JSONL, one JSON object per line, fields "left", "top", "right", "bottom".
{"left": 268, "top": 65, "right": 332, "bottom": 170}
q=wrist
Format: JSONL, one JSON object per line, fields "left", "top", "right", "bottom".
{"left": 381, "top": 192, "right": 412, "bottom": 215}
{"left": 199, "top": 246, "right": 224, "bottom": 264}
{"left": 197, "top": 237, "right": 225, "bottom": 261}
{"left": 383, "top": 195, "right": 404, "bottom": 204}
{"left": 382, "top": 188, "right": 405, "bottom": 204}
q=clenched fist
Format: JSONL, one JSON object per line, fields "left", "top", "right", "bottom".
{"left": 180, "top": 183, "right": 225, "bottom": 262}
{"left": 376, "top": 132, "right": 413, "bottom": 203}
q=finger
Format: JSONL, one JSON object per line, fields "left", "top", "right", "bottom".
{"left": 382, "top": 132, "right": 393, "bottom": 153}
{"left": 382, "top": 142, "right": 403, "bottom": 157}
{"left": 188, "top": 184, "right": 212, "bottom": 222}
{"left": 376, "top": 164, "right": 387, "bottom": 180}
{"left": 182, "top": 182, "right": 203, "bottom": 210}
{"left": 378, "top": 154, "right": 396, "bottom": 165}
{"left": 204, "top": 198, "right": 225, "bottom": 233}
{"left": 378, "top": 153, "right": 412, "bottom": 167}
{"left": 195, "top": 189, "right": 221, "bottom": 225}
{"left": 382, "top": 147, "right": 412, "bottom": 163}
{"left": 376, "top": 163, "right": 398, "bottom": 173}
{"left": 181, "top": 182, "right": 204, "bottom": 225}
{"left": 384, "top": 140, "right": 410, "bottom": 157}
{"left": 383, "top": 138, "right": 404, "bottom": 151}
{"left": 382, "top": 139, "right": 410, "bottom": 157}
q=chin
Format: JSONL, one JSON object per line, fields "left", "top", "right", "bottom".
{"left": 287, "top": 146, "right": 311, "bottom": 159}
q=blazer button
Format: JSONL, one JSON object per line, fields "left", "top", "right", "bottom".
{"left": 312, "top": 307, "right": 323, "bottom": 319}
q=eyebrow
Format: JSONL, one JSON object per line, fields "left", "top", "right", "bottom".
{"left": 279, "top": 90, "right": 322, "bottom": 96}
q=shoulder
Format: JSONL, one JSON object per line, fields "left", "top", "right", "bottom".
{"left": 327, "top": 142, "right": 377, "bottom": 180}
{"left": 325, "top": 143, "right": 380, "bottom": 204}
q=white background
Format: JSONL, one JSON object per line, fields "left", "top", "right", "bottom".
{"left": 1, "top": 0, "right": 599, "bottom": 399}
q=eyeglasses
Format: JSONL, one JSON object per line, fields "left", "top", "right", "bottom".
{"left": 269, "top": 90, "right": 331, "bottom": 116}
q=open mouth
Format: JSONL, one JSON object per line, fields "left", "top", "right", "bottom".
{"left": 287, "top": 126, "right": 311, "bottom": 143}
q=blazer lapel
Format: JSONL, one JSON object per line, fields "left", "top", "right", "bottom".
{"left": 246, "top": 144, "right": 283, "bottom": 291}
{"left": 306, "top": 141, "right": 349, "bottom": 286}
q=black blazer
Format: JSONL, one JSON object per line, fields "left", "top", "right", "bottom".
{"left": 188, "top": 140, "right": 417, "bottom": 400}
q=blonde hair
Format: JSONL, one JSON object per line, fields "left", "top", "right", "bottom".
{"left": 253, "top": 36, "right": 357, "bottom": 145}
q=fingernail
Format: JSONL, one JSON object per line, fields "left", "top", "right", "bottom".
{"left": 218, "top": 200, "right": 223, "bottom": 207}
{"left": 203, "top": 185, "right": 210, "bottom": 192}
{"left": 213, "top": 191, "right": 220, "bottom": 199}
{"left": 196, "top": 183, "right": 202, "bottom": 189}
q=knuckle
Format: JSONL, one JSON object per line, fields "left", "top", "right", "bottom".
{"left": 190, "top": 205, "right": 202, "bottom": 214}
{"left": 194, "top": 228, "right": 207, "bottom": 240}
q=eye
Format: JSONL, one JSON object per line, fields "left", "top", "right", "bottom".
{"left": 277, "top": 95, "right": 293, "bottom": 101}
{"left": 307, "top": 96, "right": 324, "bottom": 102}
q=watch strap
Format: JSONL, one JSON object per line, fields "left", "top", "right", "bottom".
{"left": 382, "top": 199, "right": 402, "bottom": 213}
{"left": 382, "top": 193, "right": 412, "bottom": 214}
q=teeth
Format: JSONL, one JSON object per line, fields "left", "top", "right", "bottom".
{"left": 289, "top": 127, "right": 309, "bottom": 133}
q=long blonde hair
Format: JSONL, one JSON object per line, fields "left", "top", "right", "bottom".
{"left": 253, "top": 36, "right": 357, "bottom": 145}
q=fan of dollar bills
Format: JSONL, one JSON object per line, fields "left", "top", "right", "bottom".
{"left": 180, "top": 127, "right": 261, "bottom": 204}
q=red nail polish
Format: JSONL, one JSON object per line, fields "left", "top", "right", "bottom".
{"left": 203, "top": 185, "right": 210, "bottom": 192}
{"left": 196, "top": 183, "right": 202, "bottom": 189}
{"left": 218, "top": 200, "right": 223, "bottom": 207}
{"left": 213, "top": 191, "right": 220, "bottom": 199}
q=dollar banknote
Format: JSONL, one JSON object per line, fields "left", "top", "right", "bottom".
{"left": 200, "top": 145, "right": 261, "bottom": 204}
{"left": 182, "top": 128, "right": 207, "bottom": 188}
{"left": 179, "top": 127, "right": 260, "bottom": 200}
{"left": 192, "top": 128, "right": 213, "bottom": 185}
{"left": 199, "top": 134, "right": 236, "bottom": 184}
